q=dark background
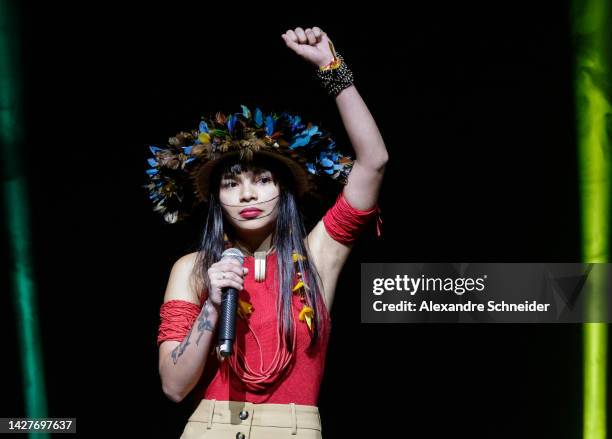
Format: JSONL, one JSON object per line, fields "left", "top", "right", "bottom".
{"left": 1, "top": 1, "right": 594, "bottom": 437}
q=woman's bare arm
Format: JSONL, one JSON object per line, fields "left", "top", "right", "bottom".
{"left": 305, "top": 84, "right": 389, "bottom": 311}
{"left": 283, "top": 27, "right": 389, "bottom": 311}
{"left": 281, "top": 27, "right": 389, "bottom": 210}
{"left": 336, "top": 84, "right": 388, "bottom": 209}
{"left": 158, "top": 253, "right": 218, "bottom": 403}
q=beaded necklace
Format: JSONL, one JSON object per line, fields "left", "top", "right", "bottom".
{"left": 220, "top": 233, "right": 316, "bottom": 390}
{"left": 223, "top": 233, "right": 314, "bottom": 331}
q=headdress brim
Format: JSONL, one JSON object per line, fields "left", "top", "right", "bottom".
{"left": 189, "top": 149, "right": 313, "bottom": 203}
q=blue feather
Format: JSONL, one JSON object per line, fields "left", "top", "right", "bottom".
{"left": 289, "top": 135, "right": 311, "bottom": 149}
{"left": 241, "top": 105, "right": 251, "bottom": 119}
{"left": 319, "top": 150, "right": 333, "bottom": 160}
{"left": 149, "top": 145, "right": 162, "bottom": 154}
{"left": 265, "top": 115, "right": 275, "bottom": 136}
{"left": 147, "top": 158, "right": 157, "bottom": 167}
{"left": 182, "top": 146, "right": 193, "bottom": 154}
{"left": 299, "top": 126, "right": 320, "bottom": 139}
{"left": 228, "top": 115, "right": 236, "bottom": 132}
{"left": 255, "top": 108, "right": 263, "bottom": 126}
{"left": 199, "top": 121, "right": 209, "bottom": 133}
{"left": 290, "top": 125, "right": 323, "bottom": 149}
{"left": 146, "top": 168, "right": 159, "bottom": 175}
{"left": 184, "top": 157, "right": 196, "bottom": 164}
{"left": 288, "top": 115, "right": 302, "bottom": 131}
{"left": 307, "top": 125, "right": 320, "bottom": 136}
{"left": 320, "top": 158, "right": 334, "bottom": 168}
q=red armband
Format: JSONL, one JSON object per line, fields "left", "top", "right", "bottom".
{"left": 157, "top": 299, "right": 202, "bottom": 346}
{"left": 322, "top": 191, "right": 383, "bottom": 246}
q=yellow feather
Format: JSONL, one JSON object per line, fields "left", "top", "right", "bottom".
{"left": 237, "top": 299, "right": 253, "bottom": 319}
{"left": 299, "top": 306, "right": 314, "bottom": 320}
{"left": 299, "top": 306, "right": 315, "bottom": 331}
{"left": 305, "top": 314, "right": 313, "bottom": 331}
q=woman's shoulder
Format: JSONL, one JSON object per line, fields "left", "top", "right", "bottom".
{"left": 176, "top": 251, "right": 199, "bottom": 267}
{"left": 163, "top": 251, "right": 202, "bottom": 305}
{"left": 170, "top": 252, "right": 200, "bottom": 279}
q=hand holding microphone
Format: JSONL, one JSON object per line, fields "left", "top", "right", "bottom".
{"left": 207, "top": 248, "right": 246, "bottom": 358}
{"left": 206, "top": 248, "right": 248, "bottom": 311}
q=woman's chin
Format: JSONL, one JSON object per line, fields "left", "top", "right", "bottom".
{"left": 233, "top": 217, "right": 275, "bottom": 231}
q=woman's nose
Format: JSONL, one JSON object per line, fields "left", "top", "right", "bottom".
{"left": 240, "top": 182, "right": 257, "bottom": 201}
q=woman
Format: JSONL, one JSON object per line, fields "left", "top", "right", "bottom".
{"left": 149, "top": 26, "right": 388, "bottom": 438}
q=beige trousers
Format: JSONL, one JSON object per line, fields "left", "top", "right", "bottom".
{"left": 180, "top": 398, "right": 323, "bottom": 439}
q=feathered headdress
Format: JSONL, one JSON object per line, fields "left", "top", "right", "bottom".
{"left": 144, "top": 105, "right": 353, "bottom": 223}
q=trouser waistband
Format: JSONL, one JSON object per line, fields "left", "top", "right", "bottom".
{"left": 188, "top": 398, "right": 322, "bottom": 433}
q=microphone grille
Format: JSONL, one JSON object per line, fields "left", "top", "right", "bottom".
{"left": 221, "top": 247, "right": 245, "bottom": 265}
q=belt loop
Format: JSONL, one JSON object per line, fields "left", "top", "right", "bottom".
{"left": 290, "top": 403, "right": 297, "bottom": 435}
{"left": 207, "top": 399, "right": 216, "bottom": 430}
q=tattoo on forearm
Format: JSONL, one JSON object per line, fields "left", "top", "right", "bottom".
{"left": 171, "top": 325, "right": 193, "bottom": 365}
{"left": 196, "top": 300, "right": 215, "bottom": 345}
{"left": 170, "top": 300, "right": 216, "bottom": 365}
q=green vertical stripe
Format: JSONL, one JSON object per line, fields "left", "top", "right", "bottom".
{"left": 584, "top": 318, "right": 608, "bottom": 439}
{"left": 572, "top": 0, "right": 610, "bottom": 438}
{"left": 0, "top": 0, "right": 49, "bottom": 435}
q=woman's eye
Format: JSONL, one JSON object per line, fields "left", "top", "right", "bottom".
{"left": 259, "top": 176, "right": 272, "bottom": 184}
{"left": 222, "top": 181, "right": 237, "bottom": 188}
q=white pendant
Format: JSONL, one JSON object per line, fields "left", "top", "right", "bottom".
{"left": 254, "top": 251, "right": 267, "bottom": 282}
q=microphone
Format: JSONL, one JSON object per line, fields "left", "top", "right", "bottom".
{"left": 217, "top": 248, "right": 245, "bottom": 358}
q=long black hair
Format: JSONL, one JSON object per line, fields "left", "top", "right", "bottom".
{"left": 193, "top": 154, "right": 330, "bottom": 351}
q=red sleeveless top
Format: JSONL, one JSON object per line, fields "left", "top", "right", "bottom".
{"left": 200, "top": 251, "right": 331, "bottom": 405}
{"left": 158, "top": 192, "right": 382, "bottom": 405}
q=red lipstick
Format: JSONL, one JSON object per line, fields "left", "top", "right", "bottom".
{"left": 239, "top": 208, "right": 262, "bottom": 219}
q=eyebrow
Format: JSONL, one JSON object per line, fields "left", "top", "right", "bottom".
{"left": 221, "top": 170, "right": 270, "bottom": 180}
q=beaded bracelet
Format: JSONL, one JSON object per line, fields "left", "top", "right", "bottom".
{"left": 319, "top": 56, "right": 342, "bottom": 71}
{"left": 314, "top": 51, "right": 354, "bottom": 97}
